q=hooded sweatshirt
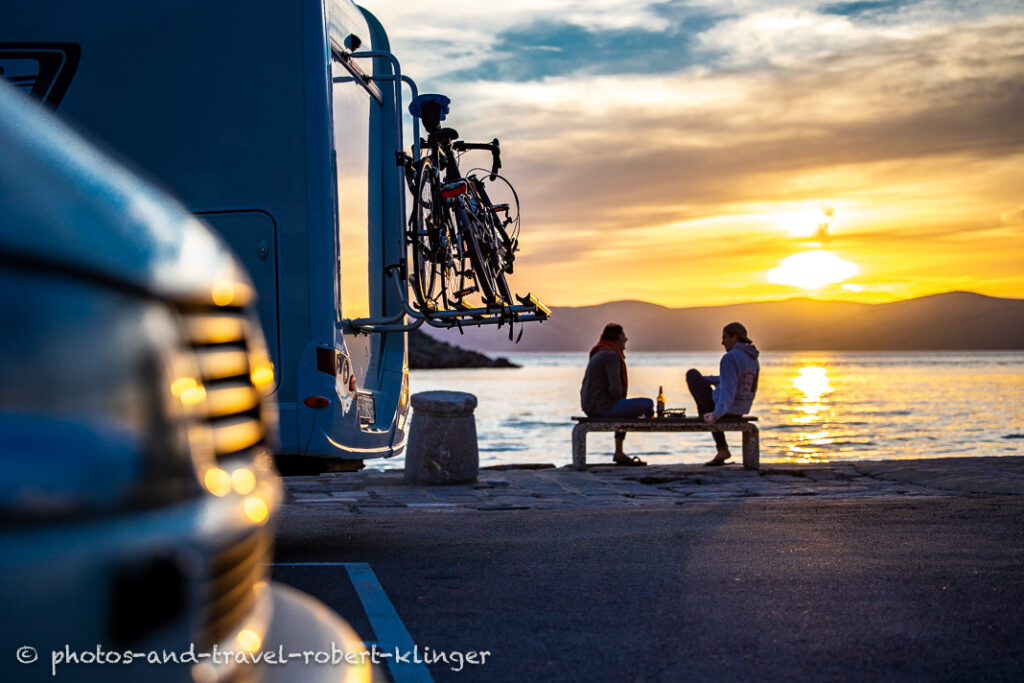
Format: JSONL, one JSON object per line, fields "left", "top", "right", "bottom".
{"left": 707, "top": 343, "right": 760, "bottom": 418}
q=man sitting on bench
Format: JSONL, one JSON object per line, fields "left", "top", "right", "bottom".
{"left": 580, "top": 323, "right": 654, "bottom": 466}
{"left": 685, "top": 322, "right": 760, "bottom": 467}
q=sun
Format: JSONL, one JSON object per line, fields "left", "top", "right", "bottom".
{"left": 777, "top": 207, "right": 835, "bottom": 239}
{"left": 768, "top": 250, "right": 859, "bottom": 289}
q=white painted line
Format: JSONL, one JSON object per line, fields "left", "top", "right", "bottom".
{"left": 269, "top": 561, "right": 434, "bottom": 682}
{"left": 346, "top": 562, "right": 434, "bottom": 683}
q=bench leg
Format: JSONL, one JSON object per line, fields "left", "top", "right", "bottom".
{"left": 572, "top": 425, "right": 588, "bottom": 470}
{"left": 742, "top": 426, "right": 759, "bottom": 470}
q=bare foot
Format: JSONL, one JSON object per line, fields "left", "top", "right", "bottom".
{"left": 704, "top": 449, "right": 732, "bottom": 466}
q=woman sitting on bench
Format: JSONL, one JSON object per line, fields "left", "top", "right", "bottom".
{"left": 580, "top": 323, "right": 654, "bottom": 466}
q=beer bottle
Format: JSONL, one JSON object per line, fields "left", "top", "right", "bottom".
{"left": 656, "top": 385, "right": 666, "bottom": 417}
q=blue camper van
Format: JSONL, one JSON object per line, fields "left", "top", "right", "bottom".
{"left": 2, "top": 1, "right": 413, "bottom": 468}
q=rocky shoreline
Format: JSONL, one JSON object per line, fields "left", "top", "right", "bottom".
{"left": 407, "top": 329, "right": 519, "bottom": 369}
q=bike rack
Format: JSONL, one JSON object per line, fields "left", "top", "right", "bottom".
{"left": 344, "top": 265, "right": 550, "bottom": 335}
{"left": 333, "top": 48, "right": 551, "bottom": 337}
{"left": 338, "top": 48, "right": 420, "bottom": 159}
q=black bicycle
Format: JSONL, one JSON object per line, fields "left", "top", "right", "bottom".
{"left": 403, "top": 94, "right": 519, "bottom": 311}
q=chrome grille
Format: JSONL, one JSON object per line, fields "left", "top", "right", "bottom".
{"left": 199, "top": 527, "right": 272, "bottom": 649}
{"left": 179, "top": 307, "right": 271, "bottom": 462}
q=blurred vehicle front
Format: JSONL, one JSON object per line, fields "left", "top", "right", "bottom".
{"left": 0, "top": 80, "right": 369, "bottom": 682}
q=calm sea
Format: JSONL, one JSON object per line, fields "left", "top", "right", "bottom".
{"left": 400, "top": 351, "right": 1024, "bottom": 469}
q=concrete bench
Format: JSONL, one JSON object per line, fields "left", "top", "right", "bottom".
{"left": 571, "top": 416, "right": 759, "bottom": 470}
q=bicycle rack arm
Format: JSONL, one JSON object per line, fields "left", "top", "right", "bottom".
{"left": 401, "top": 75, "right": 420, "bottom": 161}
{"left": 331, "top": 50, "right": 422, "bottom": 332}
{"left": 343, "top": 266, "right": 551, "bottom": 334}
{"left": 342, "top": 53, "right": 425, "bottom": 161}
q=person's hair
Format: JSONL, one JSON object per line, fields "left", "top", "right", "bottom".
{"left": 722, "top": 321, "right": 751, "bottom": 343}
{"left": 601, "top": 323, "right": 624, "bottom": 341}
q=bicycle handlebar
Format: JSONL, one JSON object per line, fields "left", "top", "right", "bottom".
{"left": 453, "top": 138, "right": 502, "bottom": 180}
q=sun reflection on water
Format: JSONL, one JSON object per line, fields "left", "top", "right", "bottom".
{"left": 788, "top": 365, "right": 834, "bottom": 463}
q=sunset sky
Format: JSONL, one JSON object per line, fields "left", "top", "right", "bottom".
{"left": 362, "top": 0, "right": 1024, "bottom": 308}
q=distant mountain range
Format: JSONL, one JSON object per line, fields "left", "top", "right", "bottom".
{"left": 422, "top": 292, "right": 1024, "bottom": 352}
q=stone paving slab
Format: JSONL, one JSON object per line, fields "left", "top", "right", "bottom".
{"left": 281, "top": 456, "right": 1024, "bottom": 515}
{"left": 851, "top": 456, "right": 1024, "bottom": 495}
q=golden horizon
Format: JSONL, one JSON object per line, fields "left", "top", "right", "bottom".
{"left": 536, "top": 288, "right": 1023, "bottom": 310}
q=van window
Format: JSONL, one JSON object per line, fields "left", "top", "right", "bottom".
{"left": 331, "top": 64, "right": 377, "bottom": 321}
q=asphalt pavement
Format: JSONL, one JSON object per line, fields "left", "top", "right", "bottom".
{"left": 271, "top": 458, "right": 1024, "bottom": 682}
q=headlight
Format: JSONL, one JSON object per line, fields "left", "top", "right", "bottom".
{"left": 0, "top": 270, "right": 203, "bottom": 521}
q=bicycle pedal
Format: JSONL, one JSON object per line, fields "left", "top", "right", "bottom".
{"left": 455, "top": 287, "right": 477, "bottom": 298}
{"left": 415, "top": 300, "right": 439, "bottom": 313}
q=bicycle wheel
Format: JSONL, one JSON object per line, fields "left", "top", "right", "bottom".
{"left": 493, "top": 258, "right": 513, "bottom": 306}
{"left": 441, "top": 224, "right": 469, "bottom": 308}
{"left": 481, "top": 209, "right": 514, "bottom": 306}
{"left": 456, "top": 205, "right": 499, "bottom": 306}
{"left": 408, "top": 160, "right": 447, "bottom": 310}
{"left": 468, "top": 171, "right": 520, "bottom": 276}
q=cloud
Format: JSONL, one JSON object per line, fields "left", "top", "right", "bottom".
{"left": 359, "top": 0, "right": 1024, "bottom": 305}
{"left": 361, "top": 0, "right": 675, "bottom": 85}
{"left": 446, "top": 14, "right": 1024, "bottom": 218}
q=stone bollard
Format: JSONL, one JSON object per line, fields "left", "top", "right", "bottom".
{"left": 404, "top": 391, "right": 479, "bottom": 485}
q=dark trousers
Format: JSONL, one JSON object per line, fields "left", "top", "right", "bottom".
{"left": 685, "top": 369, "right": 738, "bottom": 449}
{"left": 588, "top": 397, "right": 654, "bottom": 441}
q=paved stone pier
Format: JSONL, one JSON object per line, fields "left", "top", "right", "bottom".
{"left": 282, "top": 456, "right": 1024, "bottom": 515}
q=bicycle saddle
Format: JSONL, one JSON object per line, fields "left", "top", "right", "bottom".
{"left": 434, "top": 127, "right": 459, "bottom": 145}
{"left": 408, "top": 93, "right": 450, "bottom": 133}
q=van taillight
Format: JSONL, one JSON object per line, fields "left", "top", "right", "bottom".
{"left": 316, "top": 347, "right": 337, "bottom": 375}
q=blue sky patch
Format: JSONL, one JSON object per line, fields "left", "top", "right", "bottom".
{"left": 820, "top": 1, "right": 911, "bottom": 17}
{"left": 446, "top": 10, "right": 728, "bottom": 82}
